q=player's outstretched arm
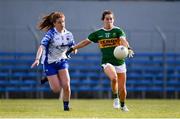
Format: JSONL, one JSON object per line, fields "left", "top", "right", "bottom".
{"left": 73, "top": 39, "right": 91, "bottom": 50}
{"left": 66, "top": 39, "right": 91, "bottom": 58}
{"left": 31, "top": 45, "right": 44, "bottom": 68}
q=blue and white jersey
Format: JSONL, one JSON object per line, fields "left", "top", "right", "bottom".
{"left": 41, "top": 28, "right": 75, "bottom": 64}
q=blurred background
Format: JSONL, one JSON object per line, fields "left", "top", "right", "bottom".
{"left": 0, "top": 0, "right": 180, "bottom": 99}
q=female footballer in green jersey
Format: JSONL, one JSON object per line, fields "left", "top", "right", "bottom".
{"left": 66, "top": 10, "right": 134, "bottom": 112}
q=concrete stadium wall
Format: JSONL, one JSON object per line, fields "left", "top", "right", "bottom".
{"left": 0, "top": 0, "right": 180, "bottom": 53}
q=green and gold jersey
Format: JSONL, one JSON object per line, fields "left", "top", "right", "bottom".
{"left": 88, "top": 26, "right": 126, "bottom": 66}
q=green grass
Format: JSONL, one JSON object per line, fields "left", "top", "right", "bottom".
{"left": 0, "top": 99, "right": 180, "bottom": 118}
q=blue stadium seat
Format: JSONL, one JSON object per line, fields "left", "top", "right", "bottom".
{"left": 0, "top": 52, "right": 180, "bottom": 94}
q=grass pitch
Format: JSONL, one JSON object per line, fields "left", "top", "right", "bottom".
{"left": 0, "top": 99, "right": 180, "bottom": 118}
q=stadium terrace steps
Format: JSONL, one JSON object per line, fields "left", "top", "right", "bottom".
{"left": 0, "top": 52, "right": 180, "bottom": 96}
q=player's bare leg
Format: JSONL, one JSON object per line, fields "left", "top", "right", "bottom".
{"left": 48, "top": 75, "right": 62, "bottom": 93}
{"left": 58, "top": 69, "right": 71, "bottom": 111}
{"left": 117, "top": 73, "right": 129, "bottom": 112}
{"left": 48, "top": 75, "right": 70, "bottom": 111}
{"left": 103, "top": 63, "right": 120, "bottom": 109}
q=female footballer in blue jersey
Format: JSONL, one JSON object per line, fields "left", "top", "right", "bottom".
{"left": 31, "top": 11, "right": 76, "bottom": 111}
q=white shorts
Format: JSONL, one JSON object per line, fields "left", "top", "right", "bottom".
{"left": 102, "top": 63, "right": 127, "bottom": 73}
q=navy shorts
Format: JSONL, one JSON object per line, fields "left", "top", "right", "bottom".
{"left": 43, "top": 59, "right": 69, "bottom": 76}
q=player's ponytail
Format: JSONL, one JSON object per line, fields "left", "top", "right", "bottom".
{"left": 38, "top": 11, "right": 65, "bottom": 31}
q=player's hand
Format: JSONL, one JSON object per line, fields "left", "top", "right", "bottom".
{"left": 66, "top": 47, "right": 74, "bottom": 58}
{"left": 31, "top": 59, "right": 40, "bottom": 68}
{"left": 73, "top": 49, "right": 78, "bottom": 54}
{"left": 128, "top": 48, "right": 134, "bottom": 58}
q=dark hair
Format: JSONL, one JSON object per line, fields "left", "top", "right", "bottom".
{"left": 101, "top": 10, "right": 114, "bottom": 20}
{"left": 38, "top": 11, "right": 65, "bottom": 31}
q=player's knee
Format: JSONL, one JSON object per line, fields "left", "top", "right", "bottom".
{"left": 110, "top": 75, "right": 118, "bottom": 82}
{"left": 62, "top": 83, "right": 70, "bottom": 91}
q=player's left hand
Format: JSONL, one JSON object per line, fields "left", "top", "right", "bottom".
{"left": 128, "top": 48, "right": 134, "bottom": 58}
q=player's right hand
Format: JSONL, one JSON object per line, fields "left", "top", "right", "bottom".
{"left": 31, "top": 59, "right": 40, "bottom": 68}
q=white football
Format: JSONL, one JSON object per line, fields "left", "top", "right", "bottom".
{"left": 113, "top": 45, "right": 128, "bottom": 59}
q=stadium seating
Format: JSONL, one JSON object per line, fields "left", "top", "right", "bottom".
{"left": 0, "top": 52, "right": 180, "bottom": 98}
